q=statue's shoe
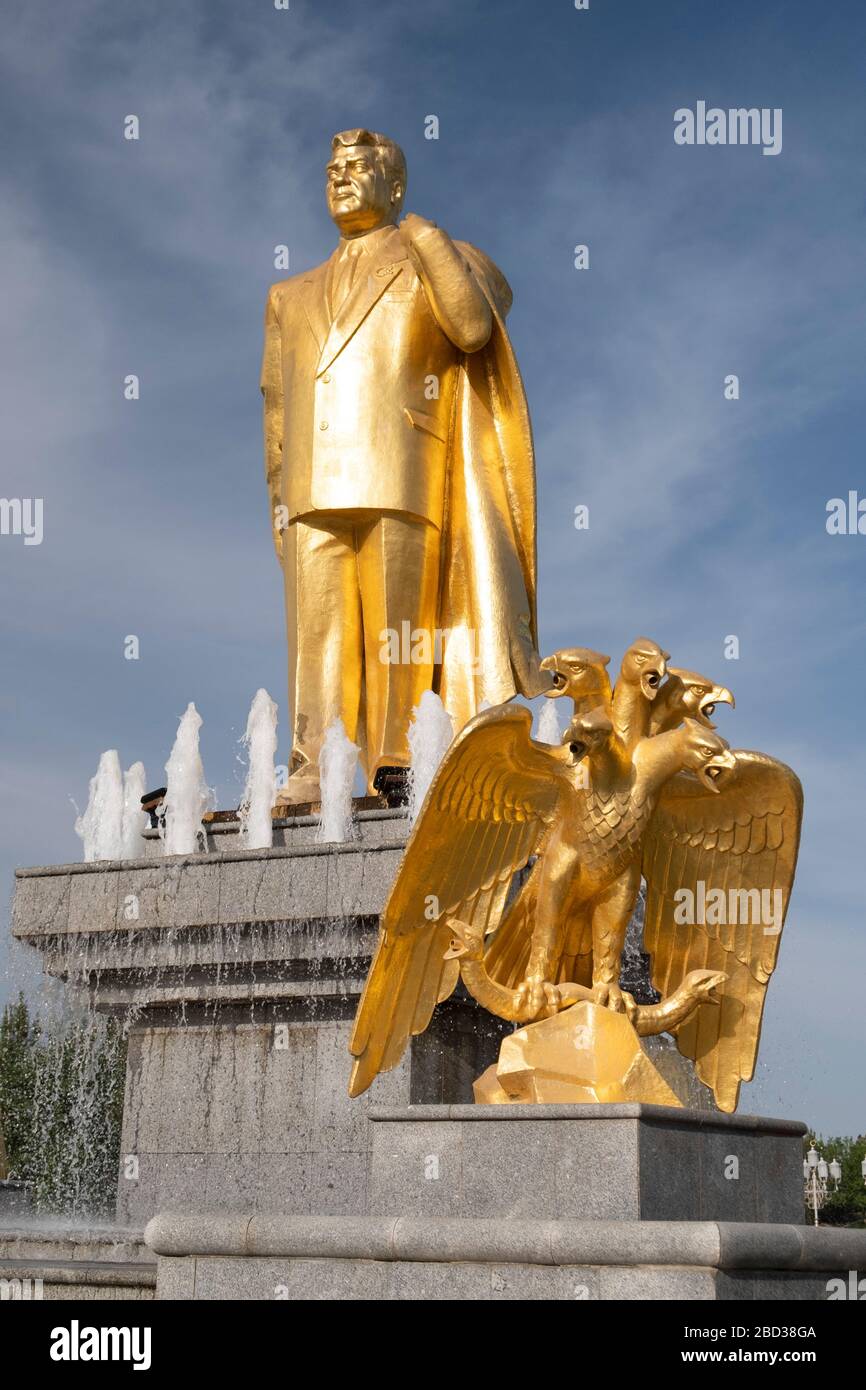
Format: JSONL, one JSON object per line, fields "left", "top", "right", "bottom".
{"left": 372, "top": 765, "right": 409, "bottom": 807}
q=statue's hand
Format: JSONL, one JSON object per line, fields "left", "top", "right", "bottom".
{"left": 514, "top": 643, "right": 556, "bottom": 699}
{"left": 399, "top": 212, "right": 440, "bottom": 245}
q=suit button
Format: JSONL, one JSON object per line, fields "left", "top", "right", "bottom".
{"left": 319, "top": 420, "right": 328, "bottom": 430}
{"left": 322, "top": 373, "right": 331, "bottom": 383}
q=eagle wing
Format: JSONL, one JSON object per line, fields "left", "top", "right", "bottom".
{"left": 348, "top": 704, "right": 564, "bottom": 1096}
{"left": 642, "top": 750, "right": 803, "bottom": 1111}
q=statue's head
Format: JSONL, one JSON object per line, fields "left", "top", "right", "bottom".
{"left": 326, "top": 128, "right": 406, "bottom": 236}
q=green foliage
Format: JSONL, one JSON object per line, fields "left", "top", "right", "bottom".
{"left": 0, "top": 994, "right": 127, "bottom": 1217}
{"left": 0, "top": 993, "right": 40, "bottom": 1178}
{"left": 805, "top": 1133, "right": 866, "bottom": 1228}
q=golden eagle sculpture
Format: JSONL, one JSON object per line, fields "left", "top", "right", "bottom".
{"left": 348, "top": 640, "right": 802, "bottom": 1112}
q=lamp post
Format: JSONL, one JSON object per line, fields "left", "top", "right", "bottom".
{"left": 803, "top": 1145, "right": 841, "bottom": 1226}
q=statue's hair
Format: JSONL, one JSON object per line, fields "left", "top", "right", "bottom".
{"left": 331, "top": 128, "right": 407, "bottom": 204}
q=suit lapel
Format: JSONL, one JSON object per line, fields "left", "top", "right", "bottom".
{"left": 317, "top": 238, "right": 408, "bottom": 377}
{"left": 301, "top": 262, "right": 330, "bottom": 354}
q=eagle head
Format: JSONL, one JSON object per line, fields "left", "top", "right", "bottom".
{"left": 661, "top": 669, "right": 733, "bottom": 733}
{"left": 443, "top": 917, "right": 485, "bottom": 961}
{"left": 677, "top": 720, "right": 737, "bottom": 792}
{"left": 655, "top": 668, "right": 736, "bottom": 732}
{"left": 539, "top": 647, "right": 611, "bottom": 704}
{"left": 620, "top": 637, "right": 670, "bottom": 701}
{"left": 565, "top": 705, "right": 613, "bottom": 762}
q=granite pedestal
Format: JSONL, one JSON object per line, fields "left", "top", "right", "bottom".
{"left": 141, "top": 1105, "right": 866, "bottom": 1301}
{"left": 11, "top": 811, "right": 508, "bottom": 1226}
{"left": 13, "top": 809, "right": 866, "bottom": 1300}
{"left": 144, "top": 1211, "right": 866, "bottom": 1301}
{"left": 366, "top": 1104, "right": 805, "bottom": 1224}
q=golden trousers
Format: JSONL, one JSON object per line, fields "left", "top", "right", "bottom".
{"left": 283, "top": 511, "right": 441, "bottom": 790}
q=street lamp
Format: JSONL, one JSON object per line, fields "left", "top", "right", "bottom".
{"left": 803, "top": 1145, "right": 841, "bottom": 1226}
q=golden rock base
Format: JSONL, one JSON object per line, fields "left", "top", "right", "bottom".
{"left": 473, "top": 1000, "right": 682, "bottom": 1106}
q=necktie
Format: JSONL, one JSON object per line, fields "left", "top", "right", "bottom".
{"left": 328, "top": 239, "right": 364, "bottom": 317}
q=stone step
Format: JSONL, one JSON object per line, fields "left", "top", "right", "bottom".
{"left": 146, "top": 806, "right": 408, "bottom": 855}
{"left": 13, "top": 830, "right": 406, "bottom": 947}
{"left": 0, "top": 1225, "right": 152, "bottom": 1264}
{"left": 0, "top": 1227, "right": 156, "bottom": 1300}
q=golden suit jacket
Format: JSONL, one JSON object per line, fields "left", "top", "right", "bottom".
{"left": 261, "top": 228, "right": 540, "bottom": 728}
{"left": 262, "top": 225, "right": 458, "bottom": 526}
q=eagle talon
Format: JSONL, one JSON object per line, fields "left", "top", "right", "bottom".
{"left": 592, "top": 982, "right": 638, "bottom": 1024}
{"left": 542, "top": 981, "right": 562, "bottom": 1017}
{"left": 513, "top": 974, "right": 555, "bottom": 1021}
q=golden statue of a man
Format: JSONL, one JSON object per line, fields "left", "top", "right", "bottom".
{"left": 261, "top": 128, "right": 547, "bottom": 805}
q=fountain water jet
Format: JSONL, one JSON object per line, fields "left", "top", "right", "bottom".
{"left": 535, "top": 699, "right": 563, "bottom": 746}
{"left": 120, "top": 762, "right": 147, "bottom": 859}
{"left": 74, "top": 751, "right": 124, "bottom": 862}
{"left": 316, "top": 719, "right": 359, "bottom": 844}
{"left": 238, "top": 689, "right": 278, "bottom": 850}
{"left": 407, "top": 691, "right": 454, "bottom": 825}
{"left": 160, "top": 704, "right": 212, "bottom": 856}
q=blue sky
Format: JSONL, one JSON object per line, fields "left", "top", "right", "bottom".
{"left": 1, "top": 0, "right": 864, "bottom": 1133}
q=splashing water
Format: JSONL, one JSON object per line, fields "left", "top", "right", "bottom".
{"left": 74, "top": 751, "right": 124, "bottom": 862}
{"left": 0, "top": 987, "right": 127, "bottom": 1219}
{"left": 316, "top": 720, "right": 359, "bottom": 844}
{"left": 120, "top": 761, "right": 147, "bottom": 860}
{"left": 239, "top": 689, "right": 278, "bottom": 850}
{"left": 161, "top": 704, "right": 212, "bottom": 855}
{"left": 535, "top": 699, "right": 563, "bottom": 746}
{"left": 27, "top": 1010, "right": 127, "bottom": 1218}
{"left": 407, "top": 691, "right": 455, "bottom": 825}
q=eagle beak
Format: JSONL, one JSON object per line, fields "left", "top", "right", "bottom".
{"left": 699, "top": 685, "right": 735, "bottom": 726}
{"left": 686, "top": 967, "right": 729, "bottom": 1002}
{"left": 641, "top": 668, "right": 664, "bottom": 701}
{"left": 443, "top": 918, "right": 476, "bottom": 960}
{"left": 698, "top": 748, "right": 737, "bottom": 793}
{"left": 703, "top": 969, "right": 729, "bottom": 999}
{"left": 539, "top": 654, "right": 567, "bottom": 697}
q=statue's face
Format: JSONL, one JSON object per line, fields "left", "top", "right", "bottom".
{"left": 326, "top": 144, "right": 400, "bottom": 235}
